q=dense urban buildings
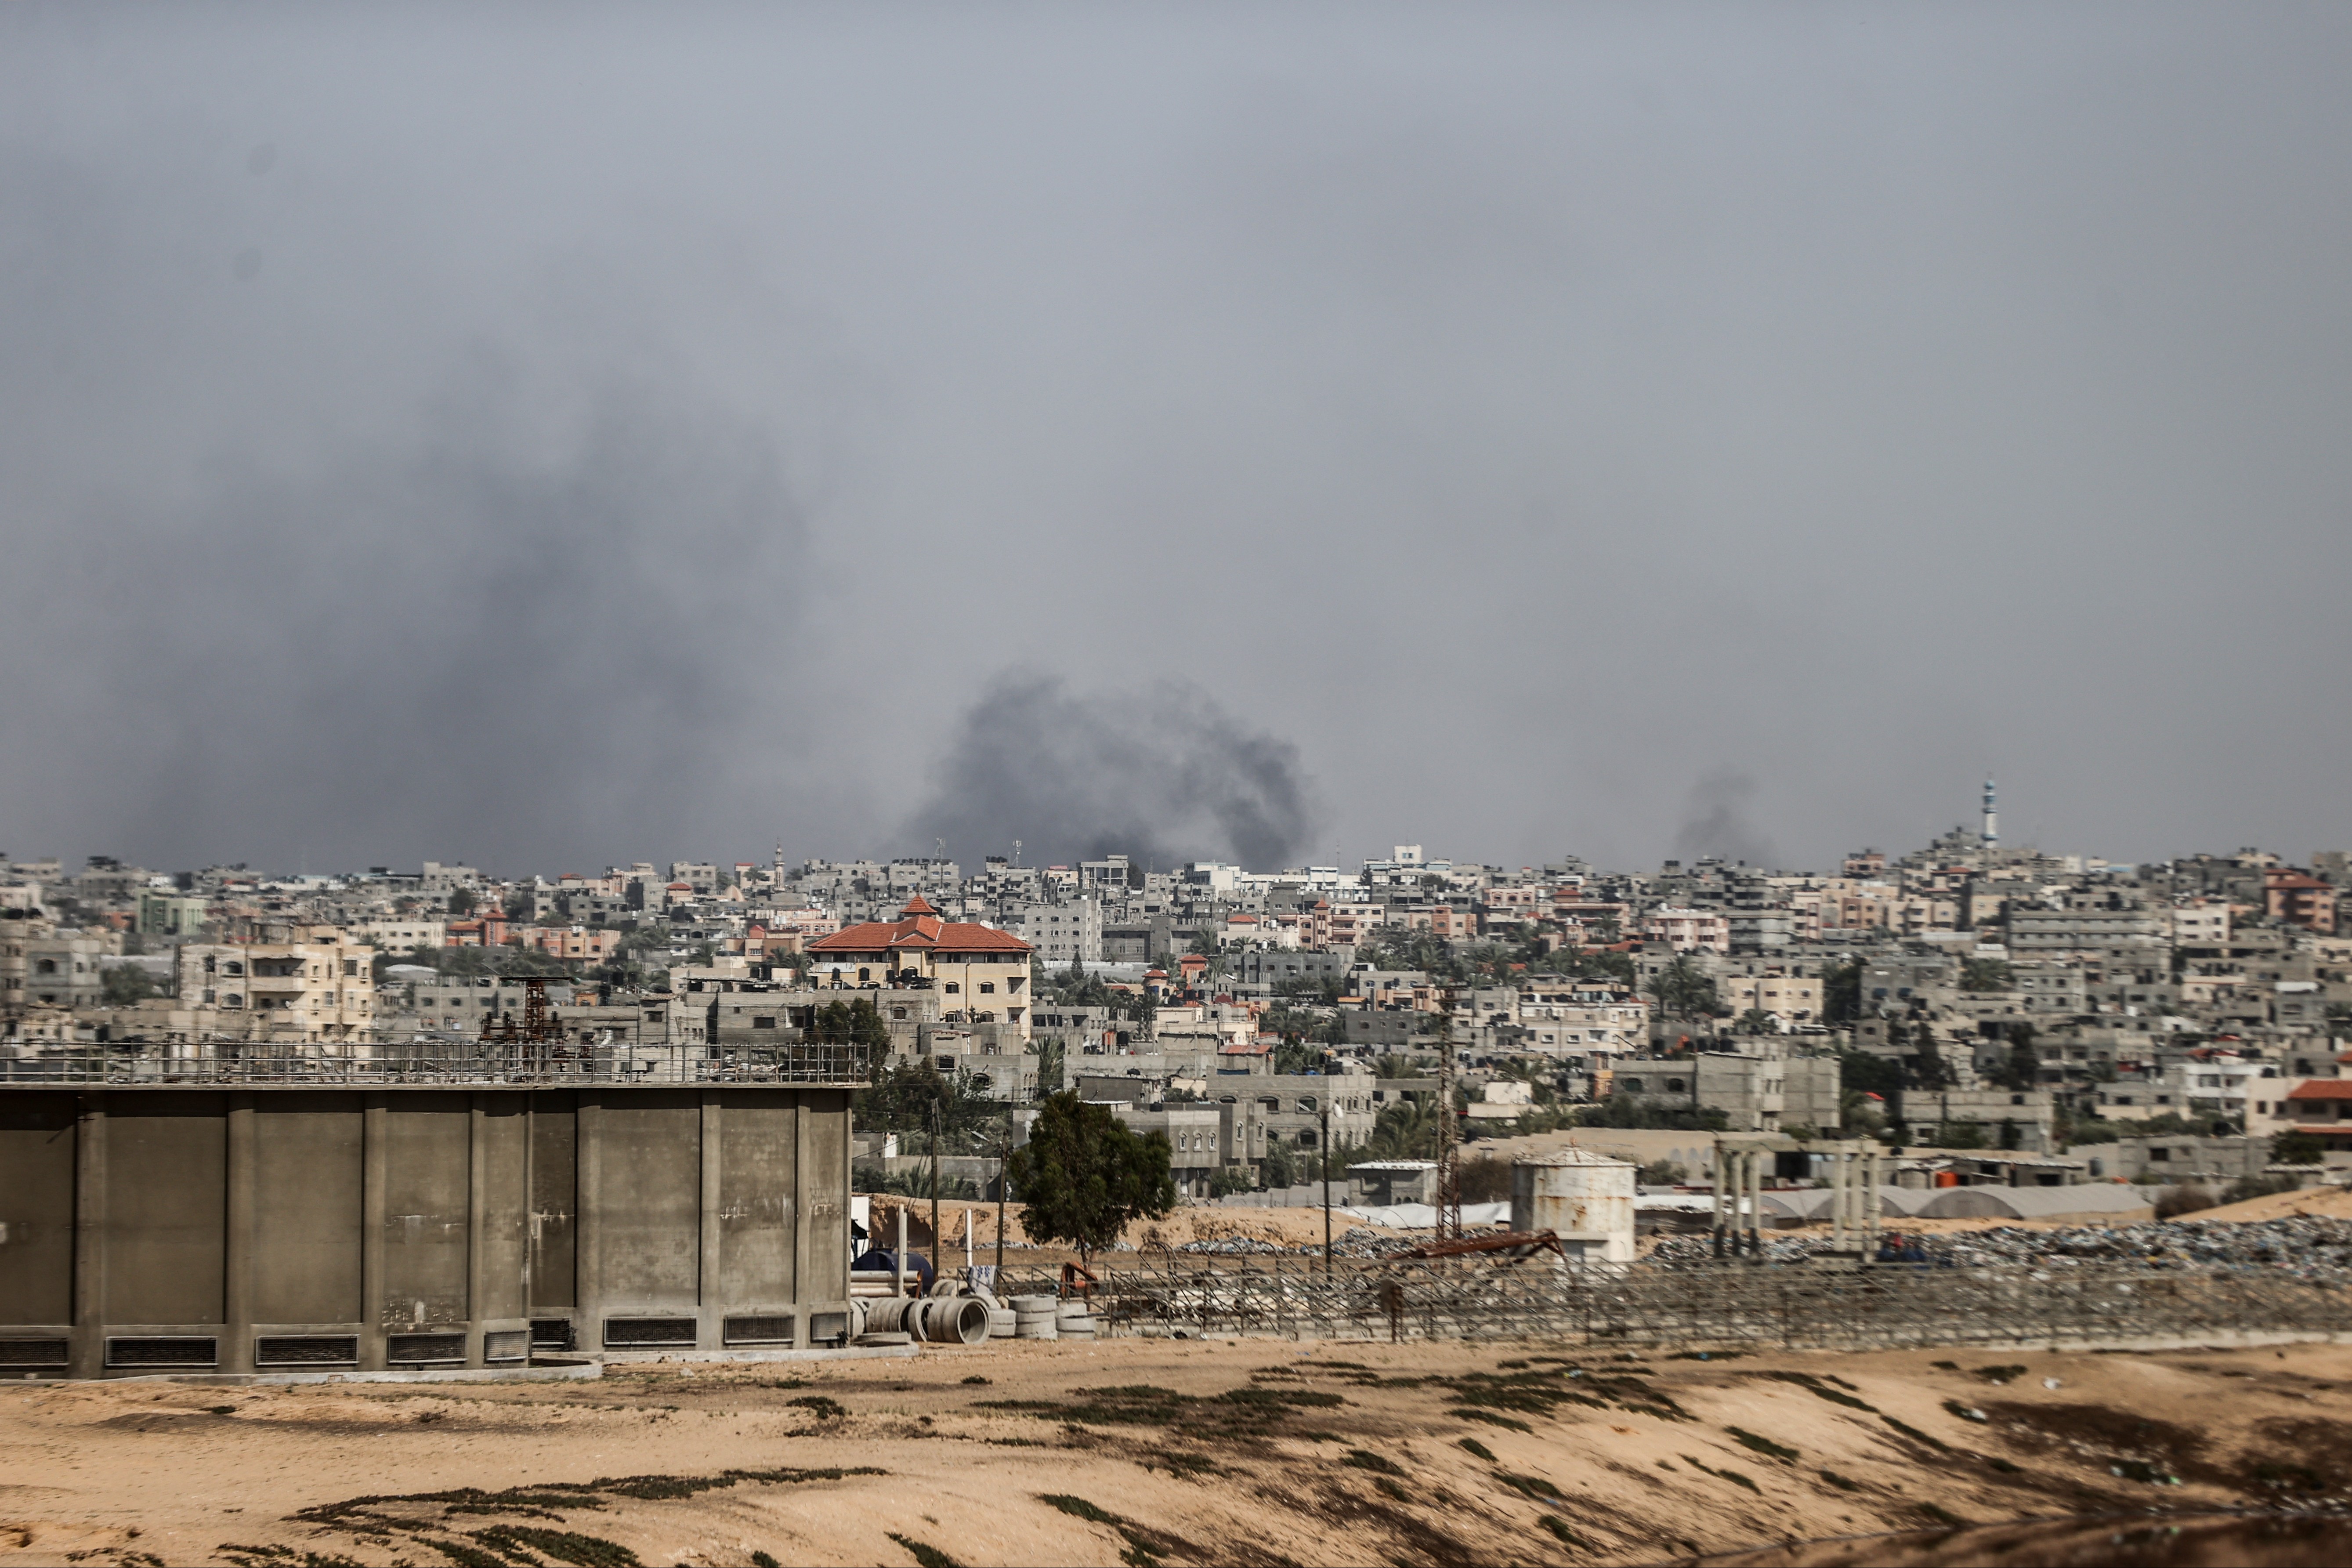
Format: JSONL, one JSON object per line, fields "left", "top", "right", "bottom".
{"left": 7, "top": 790, "right": 2351, "bottom": 1190}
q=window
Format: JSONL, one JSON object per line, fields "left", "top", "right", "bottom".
{"left": 751, "top": 1016, "right": 775, "bottom": 1030}
{"left": 945, "top": 982, "right": 959, "bottom": 994}
{"left": 858, "top": 967, "right": 870, "bottom": 982}
{"left": 979, "top": 982, "right": 995, "bottom": 994}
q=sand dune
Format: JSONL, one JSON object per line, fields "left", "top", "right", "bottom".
{"left": 8, "top": 1335, "right": 2352, "bottom": 1565}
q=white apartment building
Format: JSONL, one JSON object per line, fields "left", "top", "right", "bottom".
{"left": 1017, "top": 897, "right": 1102, "bottom": 966}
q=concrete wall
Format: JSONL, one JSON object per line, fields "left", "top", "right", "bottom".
{"left": 0, "top": 1084, "right": 853, "bottom": 1378}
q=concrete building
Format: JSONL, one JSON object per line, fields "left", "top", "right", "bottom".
{"left": 136, "top": 892, "right": 211, "bottom": 939}
{"left": 1610, "top": 1052, "right": 1841, "bottom": 1134}
{"left": 174, "top": 931, "right": 375, "bottom": 1044}
{"left": 1016, "top": 897, "right": 1102, "bottom": 967}
{"left": 0, "top": 1073, "right": 861, "bottom": 1378}
{"left": 807, "top": 895, "right": 1035, "bottom": 1043}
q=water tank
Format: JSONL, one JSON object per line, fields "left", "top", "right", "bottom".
{"left": 1510, "top": 1149, "right": 1636, "bottom": 1264}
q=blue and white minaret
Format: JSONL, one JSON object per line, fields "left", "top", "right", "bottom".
{"left": 1981, "top": 778, "right": 1998, "bottom": 851}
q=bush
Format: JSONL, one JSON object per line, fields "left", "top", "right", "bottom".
{"left": 2272, "top": 1130, "right": 2326, "bottom": 1166}
{"left": 1637, "top": 1160, "right": 1689, "bottom": 1187}
{"left": 2154, "top": 1184, "right": 2216, "bottom": 1218}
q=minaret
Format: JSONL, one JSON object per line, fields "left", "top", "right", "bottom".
{"left": 1981, "top": 778, "right": 1999, "bottom": 851}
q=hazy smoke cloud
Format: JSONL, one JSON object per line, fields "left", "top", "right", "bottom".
{"left": 2, "top": 357, "right": 805, "bottom": 874}
{"left": 1673, "top": 769, "right": 1775, "bottom": 869}
{"left": 909, "top": 674, "right": 1317, "bottom": 870}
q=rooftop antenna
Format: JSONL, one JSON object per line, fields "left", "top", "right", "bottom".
{"left": 1012, "top": 839, "right": 1022, "bottom": 868}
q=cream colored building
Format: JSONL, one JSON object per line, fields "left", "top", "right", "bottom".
{"left": 174, "top": 925, "right": 376, "bottom": 1044}
{"left": 806, "top": 895, "right": 1035, "bottom": 1043}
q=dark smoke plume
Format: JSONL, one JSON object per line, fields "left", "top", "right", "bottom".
{"left": 1672, "top": 768, "right": 1776, "bottom": 869}
{"left": 1, "top": 362, "right": 806, "bottom": 874}
{"left": 909, "top": 673, "right": 1317, "bottom": 870}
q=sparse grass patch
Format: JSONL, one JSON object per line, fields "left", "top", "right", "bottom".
{"left": 1540, "top": 1516, "right": 1595, "bottom": 1550}
{"left": 1453, "top": 1408, "right": 1534, "bottom": 1434}
{"left": 1972, "top": 1365, "right": 2028, "bottom": 1384}
{"left": 887, "top": 1532, "right": 964, "bottom": 1568}
{"left": 1494, "top": 1471, "right": 1563, "bottom": 1501}
{"left": 752, "top": 1554, "right": 781, "bottom": 1568}
{"left": 1942, "top": 1400, "right": 1989, "bottom": 1423}
{"left": 1916, "top": 1503, "right": 1966, "bottom": 1528}
{"left": 1374, "top": 1476, "right": 1408, "bottom": 1502}
{"left": 1342, "top": 1450, "right": 1405, "bottom": 1476}
{"left": 785, "top": 1395, "right": 848, "bottom": 1422}
{"left": 1458, "top": 1437, "right": 1497, "bottom": 1462}
{"left": 1760, "top": 1370, "right": 1878, "bottom": 1412}
{"left": 961, "top": 1375, "right": 991, "bottom": 1386}
{"left": 1820, "top": 1470, "right": 1859, "bottom": 1492}
{"left": 1680, "top": 1456, "right": 1760, "bottom": 1493}
{"left": 468, "top": 1525, "right": 640, "bottom": 1567}
{"left": 1726, "top": 1427, "right": 1797, "bottom": 1461}
{"left": 1668, "top": 1350, "right": 1744, "bottom": 1361}
{"left": 1882, "top": 1415, "right": 1949, "bottom": 1451}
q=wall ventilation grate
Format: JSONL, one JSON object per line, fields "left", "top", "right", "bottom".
{"left": 386, "top": 1333, "right": 467, "bottom": 1364}
{"left": 255, "top": 1336, "right": 358, "bottom": 1366}
{"left": 106, "top": 1337, "right": 218, "bottom": 1367}
{"left": 0, "top": 1338, "right": 69, "bottom": 1367}
{"left": 723, "top": 1315, "right": 794, "bottom": 1345}
{"left": 603, "top": 1317, "right": 697, "bottom": 1347}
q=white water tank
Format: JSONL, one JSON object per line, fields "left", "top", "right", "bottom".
{"left": 1511, "top": 1149, "right": 1637, "bottom": 1263}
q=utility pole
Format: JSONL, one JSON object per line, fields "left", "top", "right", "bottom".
{"left": 995, "top": 1104, "right": 1011, "bottom": 1278}
{"left": 1320, "top": 1095, "right": 1333, "bottom": 1277}
{"left": 930, "top": 1099, "right": 944, "bottom": 1286}
{"left": 1436, "top": 1014, "right": 1462, "bottom": 1242}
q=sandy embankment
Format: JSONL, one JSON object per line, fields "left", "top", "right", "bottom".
{"left": 7, "top": 1337, "right": 2352, "bottom": 1566}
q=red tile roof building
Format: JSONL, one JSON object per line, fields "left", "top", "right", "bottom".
{"left": 806, "top": 895, "right": 1035, "bottom": 1039}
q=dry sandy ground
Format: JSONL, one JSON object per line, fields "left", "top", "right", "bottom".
{"left": 7, "top": 1336, "right": 2352, "bottom": 1568}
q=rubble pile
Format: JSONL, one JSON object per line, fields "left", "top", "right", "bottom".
{"left": 1647, "top": 1215, "right": 2352, "bottom": 1284}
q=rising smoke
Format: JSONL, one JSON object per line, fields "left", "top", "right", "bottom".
{"left": 1672, "top": 768, "right": 1776, "bottom": 869}
{"left": 0, "top": 358, "right": 807, "bottom": 873}
{"left": 908, "top": 673, "right": 1318, "bottom": 870}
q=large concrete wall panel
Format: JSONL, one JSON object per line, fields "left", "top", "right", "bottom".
{"left": 251, "top": 1095, "right": 363, "bottom": 1325}
{"left": 0, "top": 1097, "right": 76, "bottom": 1325}
{"left": 380, "top": 1095, "right": 470, "bottom": 1329}
{"left": 104, "top": 1094, "right": 226, "bottom": 1325}
{"left": 475, "top": 1097, "right": 528, "bottom": 1321}
{"left": 593, "top": 1092, "right": 700, "bottom": 1307}
{"left": 802, "top": 1090, "right": 850, "bottom": 1296}
{"left": 718, "top": 1091, "right": 796, "bottom": 1307}
{"left": 528, "top": 1093, "right": 576, "bottom": 1312}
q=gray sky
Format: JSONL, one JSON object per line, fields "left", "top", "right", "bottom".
{"left": 5, "top": 3, "right": 2350, "bottom": 877}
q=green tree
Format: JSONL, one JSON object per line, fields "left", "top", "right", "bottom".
{"left": 1650, "top": 954, "right": 1717, "bottom": 1021}
{"left": 2273, "top": 1130, "right": 2326, "bottom": 1165}
{"left": 1959, "top": 957, "right": 2014, "bottom": 993}
{"left": 1735, "top": 1007, "right": 1776, "bottom": 1036}
{"left": 1004, "top": 1091, "right": 1176, "bottom": 1265}
{"left": 100, "top": 963, "right": 156, "bottom": 1007}
{"left": 1821, "top": 959, "right": 1864, "bottom": 1026}
{"left": 446, "top": 885, "right": 478, "bottom": 917}
{"left": 1988, "top": 1025, "right": 2041, "bottom": 1092}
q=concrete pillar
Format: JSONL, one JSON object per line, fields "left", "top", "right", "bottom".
{"left": 360, "top": 1094, "right": 387, "bottom": 1371}
{"left": 1827, "top": 1149, "right": 1845, "bottom": 1254}
{"left": 466, "top": 1096, "right": 487, "bottom": 1367}
{"left": 1710, "top": 1140, "right": 1726, "bottom": 1259}
{"left": 576, "top": 1093, "right": 602, "bottom": 1355}
{"left": 69, "top": 1096, "right": 106, "bottom": 1380}
{"left": 698, "top": 1093, "right": 722, "bottom": 1349}
{"left": 222, "top": 1094, "right": 256, "bottom": 1374}
{"left": 1746, "top": 1148, "right": 1763, "bottom": 1257}
{"left": 792, "top": 1094, "right": 812, "bottom": 1344}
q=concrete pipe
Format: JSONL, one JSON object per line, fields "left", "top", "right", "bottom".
{"left": 915, "top": 1296, "right": 991, "bottom": 1346}
{"left": 987, "top": 1309, "right": 1017, "bottom": 1338}
{"left": 860, "top": 1296, "right": 919, "bottom": 1337}
{"left": 1010, "top": 1296, "right": 1058, "bottom": 1315}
